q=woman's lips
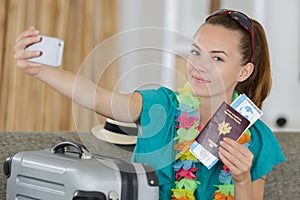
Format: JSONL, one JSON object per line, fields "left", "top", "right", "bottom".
{"left": 192, "top": 75, "right": 210, "bottom": 84}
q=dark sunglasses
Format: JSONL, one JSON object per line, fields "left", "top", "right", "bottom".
{"left": 206, "top": 9, "right": 254, "bottom": 63}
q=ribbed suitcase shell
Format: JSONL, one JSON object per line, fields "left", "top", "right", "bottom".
{"left": 4, "top": 142, "right": 159, "bottom": 200}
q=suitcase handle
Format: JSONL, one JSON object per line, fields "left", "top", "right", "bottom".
{"left": 52, "top": 141, "right": 92, "bottom": 159}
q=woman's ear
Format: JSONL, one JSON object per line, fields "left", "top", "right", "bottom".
{"left": 237, "top": 62, "right": 254, "bottom": 82}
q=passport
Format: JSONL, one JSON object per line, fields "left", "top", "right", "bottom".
{"left": 190, "top": 94, "right": 262, "bottom": 169}
{"left": 194, "top": 102, "right": 250, "bottom": 158}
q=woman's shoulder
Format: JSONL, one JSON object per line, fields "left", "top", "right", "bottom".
{"left": 249, "top": 119, "right": 286, "bottom": 180}
{"left": 250, "top": 119, "right": 270, "bottom": 137}
{"left": 136, "top": 86, "right": 178, "bottom": 106}
{"left": 251, "top": 119, "right": 271, "bottom": 131}
{"left": 250, "top": 119, "right": 281, "bottom": 145}
{"left": 136, "top": 86, "right": 176, "bottom": 96}
{"left": 249, "top": 119, "right": 283, "bottom": 150}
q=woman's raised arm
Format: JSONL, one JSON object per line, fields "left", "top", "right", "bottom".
{"left": 14, "top": 27, "right": 142, "bottom": 123}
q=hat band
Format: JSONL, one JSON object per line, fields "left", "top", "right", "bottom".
{"left": 104, "top": 121, "right": 138, "bottom": 136}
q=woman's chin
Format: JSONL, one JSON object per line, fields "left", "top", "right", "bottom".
{"left": 189, "top": 84, "right": 210, "bottom": 98}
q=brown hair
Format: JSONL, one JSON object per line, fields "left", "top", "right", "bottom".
{"left": 205, "top": 15, "right": 272, "bottom": 109}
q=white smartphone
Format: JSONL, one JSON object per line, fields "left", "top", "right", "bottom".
{"left": 26, "top": 35, "right": 64, "bottom": 67}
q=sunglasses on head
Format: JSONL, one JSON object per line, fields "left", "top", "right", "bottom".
{"left": 205, "top": 9, "right": 254, "bottom": 63}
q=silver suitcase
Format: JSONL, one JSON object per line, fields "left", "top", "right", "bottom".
{"left": 4, "top": 141, "right": 159, "bottom": 200}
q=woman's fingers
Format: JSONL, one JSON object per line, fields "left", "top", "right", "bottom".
{"left": 15, "top": 35, "right": 41, "bottom": 50}
{"left": 15, "top": 27, "right": 39, "bottom": 43}
{"left": 16, "top": 59, "right": 41, "bottom": 69}
{"left": 15, "top": 27, "right": 41, "bottom": 60}
{"left": 220, "top": 138, "right": 253, "bottom": 161}
{"left": 218, "top": 138, "right": 253, "bottom": 180}
{"left": 14, "top": 27, "right": 44, "bottom": 76}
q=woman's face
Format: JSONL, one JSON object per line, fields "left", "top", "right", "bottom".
{"left": 186, "top": 24, "right": 247, "bottom": 102}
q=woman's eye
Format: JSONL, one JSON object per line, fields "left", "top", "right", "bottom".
{"left": 213, "top": 56, "right": 223, "bottom": 62}
{"left": 190, "top": 50, "right": 200, "bottom": 56}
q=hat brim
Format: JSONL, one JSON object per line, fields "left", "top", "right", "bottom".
{"left": 91, "top": 125, "right": 137, "bottom": 145}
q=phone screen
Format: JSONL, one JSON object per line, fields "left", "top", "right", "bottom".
{"left": 26, "top": 35, "right": 64, "bottom": 67}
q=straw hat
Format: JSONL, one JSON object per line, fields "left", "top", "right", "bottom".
{"left": 91, "top": 118, "right": 138, "bottom": 145}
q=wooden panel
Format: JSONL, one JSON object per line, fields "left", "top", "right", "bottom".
{"left": 210, "top": 0, "right": 220, "bottom": 13}
{"left": 0, "top": 0, "right": 7, "bottom": 130}
{"left": 0, "top": 0, "right": 119, "bottom": 131}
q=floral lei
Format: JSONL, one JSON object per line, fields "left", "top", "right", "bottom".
{"left": 171, "top": 82, "right": 251, "bottom": 200}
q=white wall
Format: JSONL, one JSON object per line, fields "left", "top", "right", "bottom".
{"left": 117, "top": 0, "right": 165, "bottom": 92}
{"left": 117, "top": 0, "right": 210, "bottom": 92}
{"left": 222, "top": 0, "right": 300, "bottom": 131}
{"left": 255, "top": 0, "right": 300, "bottom": 131}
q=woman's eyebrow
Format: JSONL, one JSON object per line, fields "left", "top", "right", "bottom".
{"left": 192, "top": 43, "right": 228, "bottom": 57}
{"left": 210, "top": 50, "right": 228, "bottom": 57}
{"left": 191, "top": 43, "right": 201, "bottom": 50}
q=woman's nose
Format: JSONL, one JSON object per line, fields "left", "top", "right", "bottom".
{"left": 189, "top": 57, "right": 213, "bottom": 72}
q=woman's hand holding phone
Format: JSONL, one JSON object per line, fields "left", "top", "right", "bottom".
{"left": 14, "top": 27, "right": 64, "bottom": 76}
{"left": 14, "top": 27, "right": 43, "bottom": 76}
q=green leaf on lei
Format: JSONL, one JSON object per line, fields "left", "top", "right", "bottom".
{"left": 244, "top": 129, "right": 251, "bottom": 136}
{"left": 172, "top": 188, "right": 196, "bottom": 200}
{"left": 177, "top": 151, "right": 198, "bottom": 161}
{"left": 177, "top": 92, "right": 200, "bottom": 109}
{"left": 214, "top": 184, "right": 235, "bottom": 196}
{"left": 232, "top": 90, "right": 239, "bottom": 101}
{"left": 178, "top": 82, "right": 192, "bottom": 95}
{"left": 174, "top": 123, "right": 200, "bottom": 142}
{"left": 175, "top": 178, "right": 201, "bottom": 191}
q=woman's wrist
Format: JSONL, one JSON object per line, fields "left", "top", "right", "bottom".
{"left": 233, "top": 172, "right": 252, "bottom": 186}
{"left": 233, "top": 173, "right": 253, "bottom": 200}
{"left": 33, "top": 65, "right": 46, "bottom": 78}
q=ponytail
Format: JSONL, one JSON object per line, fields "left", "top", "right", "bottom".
{"left": 236, "top": 19, "right": 272, "bottom": 109}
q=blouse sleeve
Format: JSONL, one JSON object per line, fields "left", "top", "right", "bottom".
{"left": 131, "top": 87, "right": 178, "bottom": 185}
{"left": 249, "top": 120, "right": 286, "bottom": 181}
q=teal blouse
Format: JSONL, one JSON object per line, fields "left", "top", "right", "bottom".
{"left": 132, "top": 87, "right": 286, "bottom": 200}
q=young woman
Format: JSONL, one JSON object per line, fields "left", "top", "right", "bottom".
{"left": 15, "top": 9, "right": 285, "bottom": 200}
